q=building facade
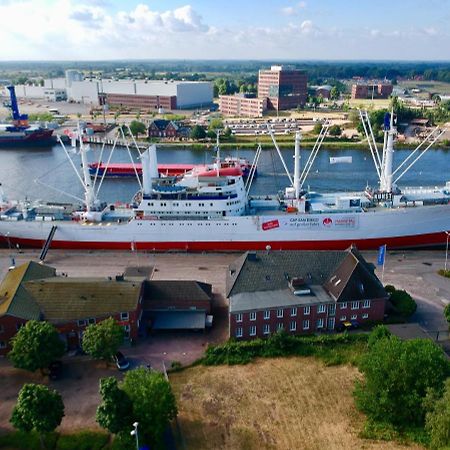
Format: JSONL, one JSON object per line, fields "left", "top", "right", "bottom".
{"left": 351, "top": 82, "right": 393, "bottom": 99}
{"left": 258, "top": 65, "right": 307, "bottom": 110}
{"left": 227, "top": 248, "right": 388, "bottom": 340}
{"left": 106, "top": 93, "right": 177, "bottom": 111}
{"left": 219, "top": 95, "right": 267, "bottom": 118}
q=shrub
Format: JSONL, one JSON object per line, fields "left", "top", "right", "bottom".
{"left": 55, "top": 431, "right": 110, "bottom": 450}
{"left": 386, "top": 286, "right": 417, "bottom": 317}
{"left": 0, "top": 431, "right": 58, "bottom": 450}
{"left": 444, "top": 303, "right": 450, "bottom": 324}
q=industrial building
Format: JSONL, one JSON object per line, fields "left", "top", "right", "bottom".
{"left": 2, "top": 70, "right": 213, "bottom": 111}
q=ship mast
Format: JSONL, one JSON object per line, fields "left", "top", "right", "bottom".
{"left": 293, "top": 131, "right": 301, "bottom": 200}
{"left": 78, "top": 123, "right": 96, "bottom": 211}
{"left": 380, "top": 111, "right": 395, "bottom": 192}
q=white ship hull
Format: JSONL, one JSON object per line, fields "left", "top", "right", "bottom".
{"left": 1, "top": 204, "right": 448, "bottom": 250}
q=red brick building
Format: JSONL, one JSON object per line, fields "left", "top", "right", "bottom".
{"left": 219, "top": 95, "right": 267, "bottom": 118}
{"left": 148, "top": 119, "right": 182, "bottom": 138}
{"left": 258, "top": 65, "right": 307, "bottom": 110}
{"left": 351, "top": 83, "right": 393, "bottom": 99}
{"left": 227, "top": 248, "right": 387, "bottom": 340}
{"left": 0, "top": 262, "right": 144, "bottom": 355}
{"left": 106, "top": 93, "right": 177, "bottom": 111}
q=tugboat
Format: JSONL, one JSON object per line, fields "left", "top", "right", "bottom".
{"left": 0, "top": 86, "right": 54, "bottom": 147}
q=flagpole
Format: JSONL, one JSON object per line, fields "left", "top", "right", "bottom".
{"left": 381, "top": 244, "right": 386, "bottom": 284}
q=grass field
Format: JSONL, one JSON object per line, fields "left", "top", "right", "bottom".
{"left": 170, "top": 357, "right": 424, "bottom": 450}
{"left": 347, "top": 98, "right": 391, "bottom": 110}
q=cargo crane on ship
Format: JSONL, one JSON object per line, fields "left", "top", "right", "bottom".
{"left": 0, "top": 86, "right": 54, "bottom": 147}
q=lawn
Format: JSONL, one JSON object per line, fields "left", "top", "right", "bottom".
{"left": 170, "top": 357, "right": 424, "bottom": 450}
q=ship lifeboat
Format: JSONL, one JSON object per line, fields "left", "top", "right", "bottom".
{"left": 197, "top": 167, "right": 243, "bottom": 177}
{"left": 286, "top": 206, "right": 298, "bottom": 213}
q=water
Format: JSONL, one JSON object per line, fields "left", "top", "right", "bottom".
{"left": 0, "top": 143, "right": 448, "bottom": 204}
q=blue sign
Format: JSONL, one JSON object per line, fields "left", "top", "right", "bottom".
{"left": 377, "top": 245, "right": 386, "bottom": 266}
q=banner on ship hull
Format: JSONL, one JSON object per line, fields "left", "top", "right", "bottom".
{"left": 261, "top": 215, "right": 359, "bottom": 231}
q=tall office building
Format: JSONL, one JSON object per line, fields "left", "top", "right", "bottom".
{"left": 258, "top": 65, "right": 307, "bottom": 110}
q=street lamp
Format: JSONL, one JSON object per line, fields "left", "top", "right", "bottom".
{"left": 130, "top": 421, "right": 139, "bottom": 450}
{"left": 445, "top": 231, "right": 450, "bottom": 272}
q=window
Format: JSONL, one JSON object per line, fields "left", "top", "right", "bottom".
{"left": 277, "top": 323, "right": 284, "bottom": 331}
{"left": 317, "top": 304, "right": 326, "bottom": 314}
{"left": 263, "top": 324, "right": 270, "bottom": 335}
{"left": 0, "top": 324, "right": 4, "bottom": 333}
{"left": 351, "top": 314, "right": 357, "bottom": 320}
{"left": 351, "top": 301, "right": 359, "bottom": 310}
{"left": 77, "top": 319, "right": 87, "bottom": 327}
{"left": 276, "top": 309, "right": 284, "bottom": 318}
{"left": 290, "top": 307, "right": 297, "bottom": 317}
{"left": 340, "top": 302, "right": 347, "bottom": 309}
{"left": 304, "top": 306, "right": 310, "bottom": 315}
{"left": 123, "top": 324, "right": 130, "bottom": 339}
{"left": 363, "top": 300, "right": 371, "bottom": 309}
{"left": 236, "top": 313, "right": 243, "bottom": 323}
{"left": 303, "top": 320, "right": 310, "bottom": 330}
{"left": 236, "top": 327, "right": 243, "bottom": 338}
{"left": 88, "top": 318, "right": 96, "bottom": 325}
{"left": 263, "top": 310, "right": 270, "bottom": 320}
{"left": 0, "top": 341, "right": 6, "bottom": 349}
{"left": 362, "top": 313, "right": 369, "bottom": 319}
{"left": 249, "top": 311, "right": 257, "bottom": 321}
{"left": 120, "top": 312, "right": 129, "bottom": 321}
{"left": 328, "top": 304, "right": 336, "bottom": 315}
{"left": 290, "top": 321, "right": 297, "bottom": 332}
{"left": 340, "top": 316, "right": 347, "bottom": 321}
{"left": 317, "top": 318, "right": 324, "bottom": 329}
{"left": 249, "top": 325, "right": 257, "bottom": 336}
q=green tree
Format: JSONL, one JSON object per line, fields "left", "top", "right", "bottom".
{"left": 354, "top": 331, "right": 450, "bottom": 427}
{"left": 82, "top": 317, "right": 124, "bottom": 364}
{"left": 129, "top": 120, "right": 146, "bottom": 138}
{"left": 425, "top": 378, "right": 450, "bottom": 449}
{"left": 388, "top": 287, "right": 417, "bottom": 317}
{"left": 330, "top": 86, "right": 340, "bottom": 100}
{"left": 11, "top": 383, "right": 64, "bottom": 449}
{"left": 444, "top": 304, "right": 450, "bottom": 325}
{"left": 328, "top": 124, "right": 342, "bottom": 136}
{"left": 313, "top": 122, "right": 323, "bottom": 134}
{"left": 96, "top": 377, "right": 133, "bottom": 435}
{"left": 121, "top": 367, "right": 177, "bottom": 447}
{"left": 208, "top": 117, "right": 224, "bottom": 131}
{"left": 8, "top": 321, "right": 65, "bottom": 375}
{"left": 190, "top": 125, "right": 206, "bottom": 140}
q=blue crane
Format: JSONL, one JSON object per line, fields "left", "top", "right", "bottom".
{"left": 5, "top": 85, "right": 28, "bottom": 125}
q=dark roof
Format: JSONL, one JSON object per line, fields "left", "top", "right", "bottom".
{"left": 227, "top": 250, "right": 348, "bottom": 297}
{"left": 149, "top": 119, "right": 179, "bottom": 131}
{"left": 228, "top": 248, "right": 387, "bottom": 303}
{"left": 24, "top": 278, "right": 142, "bottom": 323}
{"left": 0, "top": 261, "right": 56, "bottom": 320}
{"left": 124, "top": 266, "right": 154, "bottom": 280}
{"left": 143, "top": 280, "right": 212, "bottom": 309}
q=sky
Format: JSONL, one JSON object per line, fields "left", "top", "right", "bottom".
{"left": 0, "top": 0, "right": 449, "bottom": 61}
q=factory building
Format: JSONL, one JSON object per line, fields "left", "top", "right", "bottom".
{"left": 351, "top": 82, "right": 393, "bottom": 99}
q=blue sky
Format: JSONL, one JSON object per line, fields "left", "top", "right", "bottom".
{"left": 0, "top": 0, "right": 449, "bottom": 60}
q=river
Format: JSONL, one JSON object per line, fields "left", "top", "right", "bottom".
{"left": 0, "top": 143, "right": 448, "bottom": 204}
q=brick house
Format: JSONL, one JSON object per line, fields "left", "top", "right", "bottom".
{"left": 226, "top": 247, "right": 387, "bottom": 340}
{"left": 142, "top": 280, "right": 212, "bottom": 331}
{"left": 0, "top": 262, "right": 144, "bottom": 355}
{"left": 148, "top": 119, "right": 181, "bottom": 138}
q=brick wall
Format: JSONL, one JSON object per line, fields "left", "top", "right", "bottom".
{"left": 0, "top": 316, "right": 27, "bottom": 356}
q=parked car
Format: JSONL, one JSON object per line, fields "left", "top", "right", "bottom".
{"left": 48, "top": 361, "right": 63, "bottom": 380}
{"left": 336, "top": 320, "right": 359, "bottom": 332}
{"left": 114, "top": 351, "right": 130, "bottom": 371}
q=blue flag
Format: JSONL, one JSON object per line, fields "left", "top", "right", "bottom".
{"left": 377, "top": 245, "right": 386, "bottom": 266}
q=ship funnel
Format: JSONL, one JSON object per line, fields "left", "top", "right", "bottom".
{"left": 148, "top": 144, "right": 159, "bottom": 179}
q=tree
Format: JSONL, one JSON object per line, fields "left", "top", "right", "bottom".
{"left": 11, "top": 383, "right": 64, "bottom": 449}
{"left": 425, "top": 378, "right": 450, "bottom": 449}
{"left": 8, "top": 321, "right": 65, "bottom": 375}
{"left": 121, "top": 367, "right": 177, "bottom": 447}
{"left": 190, "top": 125, "right": 206, "bottom": 140}
{"left": 388, "top": 287, "right": 417, "bottom": 317}
{"left": 96, "top": 377, "right": 133, "bottom": 435}
{"left": 313, "top": 122, "right": 323, "bottom": 134}
{"left": 82, "top": 317, "right": 124, "bottom": 364}
{"left": 444, "top": 304, "right": 450, "bottom": 325}
{"left": 354, "top": 331, "right": 450, "bottom": 427}
{"left": 330, "top": 86, "right": 340, "bottom": 100}
{"left": 208, "top": 117, "right": 224, "bottom": 132}
{"left": 129, "top": 120, "right": 146, "bottom": 138}
{"left": 328, "top": 124, "right": 342, "bottom": 136}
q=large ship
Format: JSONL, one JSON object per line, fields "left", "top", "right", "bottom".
{"left": 0, "top": 114, "right": 448, "bottom": 251}
{"left": 0, "top": 86, "right": 54, "bottom": 147}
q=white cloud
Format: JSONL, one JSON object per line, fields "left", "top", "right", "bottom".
{"left": 281, "top": 6, "right": 296, "bottom": 16}
{"left": 0, "top": 1, "right": 447, "bottom": 60}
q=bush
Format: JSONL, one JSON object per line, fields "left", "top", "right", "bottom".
{"left": 56, "top": 431, "right": 109, "bottom": 450}
{"left": 201, "top": 331, "right": 368, "bottom": 366}
{"left": 438, "top": 269, "right": 450, "bottom": 279}
{"left": 386, "top": 286, "right": 417, "bottom": 317}
{"left": 0, "top": 431, "right": 58, "bottom": 450}
{"left": 444, "top": 304, "right": 450, "bottom": 324}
